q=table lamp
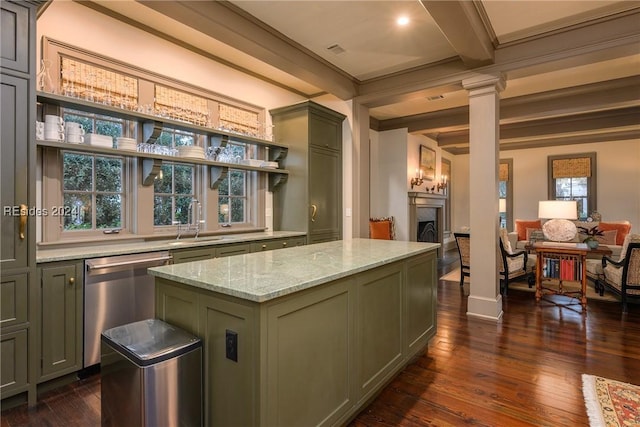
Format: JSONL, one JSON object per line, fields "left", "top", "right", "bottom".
{"left": 538, "top": 200, "right": 578, "bottom": 242}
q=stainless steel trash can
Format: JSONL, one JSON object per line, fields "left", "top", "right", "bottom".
{"left": 101, "top": 319, "right": 202, "bottom": 427}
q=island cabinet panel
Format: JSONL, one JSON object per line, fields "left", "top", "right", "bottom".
{"left": 265, "top": 278, "right": 353, "bottom": 426}
{"left": 0, "top": 273, "right": 28, "bottom": 329}
{"left": 406, "top": 251, "right": 438, "bottom": 355}
{"left": 153, "top": 245, "right": 438, "bottom": 427}
{"left": 356, "top": 263, "right": 403, "bottom": 401}
{"left": 0, "top": 329, "right": 28, "bottom": 397}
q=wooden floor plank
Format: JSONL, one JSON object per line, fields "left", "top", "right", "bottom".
{"left": 2, "top": 250, "right": 639, "bottom": 426}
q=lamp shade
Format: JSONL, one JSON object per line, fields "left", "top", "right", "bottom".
{"left": 538, "top": 200, "right": 577, "bottom": 220}
{"left": 499, "top": 198, "right": 506, "bottom": 213}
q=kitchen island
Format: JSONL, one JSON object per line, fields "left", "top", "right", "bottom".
{"left": 149, "top": 238, "right": 439, "bottom": 427}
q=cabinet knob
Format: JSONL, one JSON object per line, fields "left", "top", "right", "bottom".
{"left": 69, "top": 277, "right": 75, "bottom": 285}
{"left": 262, "top": 244, "right": 267, "bottom": 249}
{"left": 282, "top": 242, "right": 287, "bottom": 247}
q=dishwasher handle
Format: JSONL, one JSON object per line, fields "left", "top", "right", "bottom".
{"left": 86, "top": 254, "right": 173, "bottom": 272}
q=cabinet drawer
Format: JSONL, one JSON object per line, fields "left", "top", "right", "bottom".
{"left": 253, "top": 237, "right": 307, "bottom": 252}
{"left": 171, "top": 247, "right": 215, "bottom": 264}
{"left": 215, "top": 243, "right": 251, "bottom": 258}
{"left": 0, "top": 273, "right": 28, "bottom": 329}
{"left": 0, "top": 328, "right": 28, "bottom": 397}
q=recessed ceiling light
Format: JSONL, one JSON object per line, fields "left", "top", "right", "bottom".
{"left": 397, "top": 16, "right": 409, "bottom": 26}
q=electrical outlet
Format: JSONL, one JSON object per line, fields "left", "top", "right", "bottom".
{"left": 226, "top": 329, "right": 238, "bottom": 362}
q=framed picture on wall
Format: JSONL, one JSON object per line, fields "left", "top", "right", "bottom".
{"left": 420, "top": 145, "right": 436, "bottom": 180}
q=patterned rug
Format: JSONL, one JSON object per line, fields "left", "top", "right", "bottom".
{"left": 582, "top": 374, "right": 640, "bottom": 426}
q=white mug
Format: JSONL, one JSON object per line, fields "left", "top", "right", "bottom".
{"left": 45, "top": 131, "right": 64, "bottom": 141}
{"left": 45, "top": 123, "right": 64, "bottom": 133}
{"left": 45, "top": 114, "right": 64, "bottom": 124}
{"left": 65, "top": 127, "right": 85, "bottom": 136}
{"left": 66, "top": 134, "right": 84, "bottom": 144}
{"left": 65, "top": 122, "right": 83, "bottom": 131}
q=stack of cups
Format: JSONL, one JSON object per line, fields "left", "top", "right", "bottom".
{"left": 44, "top": 115, "right": 64, "bottom": 141}
{"left": 65, "top": 122, "right": 85, "bottom": 144}
{"left": 35, "top": 121, "right": 45, "bottom": 140}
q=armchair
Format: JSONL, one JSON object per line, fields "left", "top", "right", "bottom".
{"left": 498, "top": 228, "right": 536, "bottom": 295}
{"left": 453, "top": 232, "right": 470, "bottom": 287}
{"left": 597, "top": 234, "right": 640, "bottom": 313}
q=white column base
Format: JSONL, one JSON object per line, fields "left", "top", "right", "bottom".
{"left": 467, "top": 293, "right": 504, "bottom": 322}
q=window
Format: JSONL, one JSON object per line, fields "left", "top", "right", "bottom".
{"left": 218, "top": 143, "right": 248, "bottom": 225}
{"left": 153, "top": 130, "right": 196, "bottom": 226}
{"left": 62, "top": 152, "right": 123, "bottom": 230}
{"left": 548, "top": 153, "right": 597, "bottom": 220}
{"left": 60, "top": 110, "right": 126, "bottom": 232}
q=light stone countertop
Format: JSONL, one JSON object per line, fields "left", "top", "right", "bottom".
{"left": 148, "top": 238, "right": 440, "bottom": 303}
{"left": 36, "top": 231, "right": 307, "bottom": 263}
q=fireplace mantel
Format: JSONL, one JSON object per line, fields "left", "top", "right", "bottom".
{"left": 409, "top": 192, "right": 446, "bottom": 257}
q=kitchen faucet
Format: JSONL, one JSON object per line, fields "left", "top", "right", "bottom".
{"left": 174, "top": 197, "right": 204, "bottom": 239}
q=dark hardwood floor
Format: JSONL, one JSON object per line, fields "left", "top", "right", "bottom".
{"left": 2, "top": 250, "right": 639, "bottom": 427}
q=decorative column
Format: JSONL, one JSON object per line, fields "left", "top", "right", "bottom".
{"left": 462, "top": 73, "right": 506, "bottom": 321}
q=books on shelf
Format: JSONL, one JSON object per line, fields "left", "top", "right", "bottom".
{"left": 541, "top": 257, "right": 583, "bottom": 281}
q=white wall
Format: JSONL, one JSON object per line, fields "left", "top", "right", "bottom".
{"left": 452, "top": 138, "right": 640, "bottom": 234}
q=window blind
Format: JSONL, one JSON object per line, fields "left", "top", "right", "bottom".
{"left": 552, "top": 157, "right": 591, "bottom": 178}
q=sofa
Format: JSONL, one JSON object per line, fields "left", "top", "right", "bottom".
{"left": 507, "top": 219, "right": 632, "bottom": 259}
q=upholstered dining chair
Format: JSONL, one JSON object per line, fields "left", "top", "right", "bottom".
{"left": 454, "top": 232, "right": 470, "bottom": 287}
{"left": 369, "top": 216, "right": 395, "bottom": 240}
{"left": 498, "top": 228, "right": 536, "bottom": 295}
{"left": 597, "top": 233, "right": 640, "bottom": 313}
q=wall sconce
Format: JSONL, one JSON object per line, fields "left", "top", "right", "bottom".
{"left": 410, "top": 169, "right": 424, "bottom": 189}
{"left": 437, "top": 175, "right": 447, "bottom": 191}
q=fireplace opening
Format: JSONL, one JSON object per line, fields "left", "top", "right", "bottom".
{"left": 416, "top": 207, "right": 438, "bottom": 243}
{"left": 418, "top": 221, "right": 437, "bottom": 243}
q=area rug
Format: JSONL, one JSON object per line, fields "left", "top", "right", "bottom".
{"left": 439, "top": 268, "right": 617, "bottom": 302}
{"left": 582, "top": 374, "right": 640, "bottom": 426}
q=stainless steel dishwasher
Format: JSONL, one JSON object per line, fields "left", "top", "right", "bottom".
{"left": 83, "top": 251, "right": 172, "bottom": 368}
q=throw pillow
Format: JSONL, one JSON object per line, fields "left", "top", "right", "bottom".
{"left": 595, "top": 230, "right": 617, "bottom": 245}
{"left": 515, "top": 219, "right": 542, "bottom": 241}
{"left": 599, "top": 222, "right": 631, "bottom": 245}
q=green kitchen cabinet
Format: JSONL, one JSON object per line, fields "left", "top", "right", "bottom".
{"left": 38, "top": 261, "right": 83, "bottom": 383}
{"left": 215, "top": 243, "right": 251, "bottom": 258}
{"left": 170, "top": 247, "right": 216, "bottom": 264}
{"left": 1, "top": 0, "right": 37, "bottom": 405}
{"left": 271, "top": 101, "right": 345, "bottom": 244}
{"left": 250, "top": 236, "right": 306, "bottom": 252}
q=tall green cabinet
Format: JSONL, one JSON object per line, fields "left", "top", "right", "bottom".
{"left": 1, "top": 0, "right": 38, "bottom": 406}
{"left": 270, "top": 101, "right": 345, "bottom": 244}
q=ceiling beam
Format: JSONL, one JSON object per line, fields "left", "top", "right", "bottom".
{"left": 419, "top": 0, "right": 494, "bottom": 67}
{"left": 136, "top": 0, "right": 358, "bottom": 100}
{"left": 377, "top": 76, "right": 640, "bottom": 133}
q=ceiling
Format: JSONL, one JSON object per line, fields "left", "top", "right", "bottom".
{"left": 69, "top": 1, "right": 640, "bottom": 153}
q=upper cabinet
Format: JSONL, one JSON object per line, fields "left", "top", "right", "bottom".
{"left": 271, "top": 101, "right": 345, "bottom": 244}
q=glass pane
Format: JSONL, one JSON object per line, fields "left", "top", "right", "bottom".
{"left": 175, "top": 132, "right": 194, "bottom": 147}
{"left": 154, "top": 195, "right": 172, "bottom": 226}
{"left": 498, "top": 181, "right": 507, "bottom": 199}
{"left": 175, "top": 196, "right": 192, "bottom": 224}
{"left": 63, "top": 153, "right": 93, "bottom": 191}
{"left": 218, "top": 176, "right": 229, "bottom": 196}
{"left": 156, "top": 131, "right": 172, "bottom": 147}
{"left": 571, "top": 177, "right": 588, "bottom": 197}
{"left": 63, "top": 193, "right": 92, "bottom": 230}
{"left": 63, "top": 113, "right": 93, "bottom": 133}
{"left": 229, "top": 170, "right": 245, "bottom": 196}
{"left": 228, "top": 144, "right": 245, "bottom": 159}
{"left": 95, "top": 157, "right": 122, "bottom": 192}
{"left": 555, "top": 178, "right": 571, "bottom": 198}
{"left": 174, "top": 165, "right": 194, "bottom": 194}
{"left": 96, "top": 194, "right": 122, "bottom": 228}
{"left": 154, "top": 164, "right": 173, "bottom": 194}
{"left": 219, "top": 196, "right": 229, "bottom": 223}
{"left": 230, "top": 198, "right": 245, "bottom": 223}
{"left": 96, "top": 120, "right": 122, "bottom": 147}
